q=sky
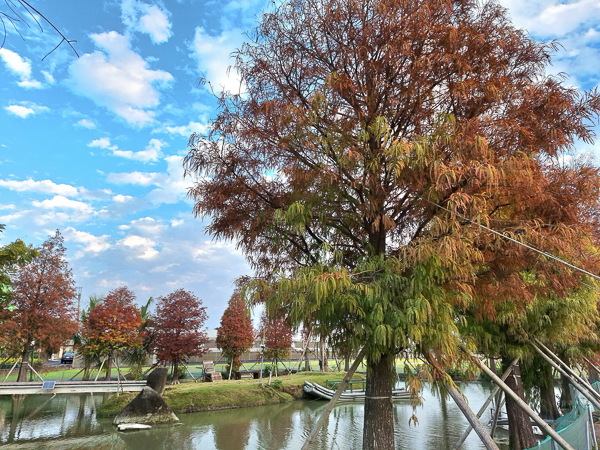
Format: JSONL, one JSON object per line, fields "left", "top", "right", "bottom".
{"left": 0, "top": 0, "right": 599, "bottom": 330}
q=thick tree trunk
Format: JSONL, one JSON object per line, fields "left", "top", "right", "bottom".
{"left": 560, "top": 372, "right": 573, "bottom": 409}
{"left": 363, "top": 354, "right": 395, "bottom": 450}
{"left": 539, "top": 363, "right": 560, "bottom": 420}
{"left": 105, "top": 353, "right": 112, "bottom": 381}
{"left": 17, "top": 349, "right": 29, "bottom": 382}
{"left": 304, "top": 351, "right": 311, "bottom": 371}
{"left": 502, "top": 358, "right": 537, "bottom": 450}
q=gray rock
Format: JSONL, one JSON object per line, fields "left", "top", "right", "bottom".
{"left": 146, "top": 368, "right": 168, "bottom": 395}
{"left": 113, "top": 387, "right": 179, "bottom": 425}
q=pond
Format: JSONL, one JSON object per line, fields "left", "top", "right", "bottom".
{"left": 0, "top": 382, "right": 507, "bottom": 449}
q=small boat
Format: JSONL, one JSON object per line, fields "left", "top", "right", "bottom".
{"left": 303, "top": 381, "right": 411, "bottom": 401}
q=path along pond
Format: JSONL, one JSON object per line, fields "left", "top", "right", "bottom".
{"left": 1, "top": 382, "right": 508, "bottom": 450}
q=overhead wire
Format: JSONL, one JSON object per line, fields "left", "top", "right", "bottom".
{"left": 422, "top": 198, "right": 600, "bottom": 288}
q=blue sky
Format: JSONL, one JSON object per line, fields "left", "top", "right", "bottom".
{"left": 0, "top": 0, "right": 599, "bottom": 329}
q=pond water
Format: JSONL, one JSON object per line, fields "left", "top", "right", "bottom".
{"left": 0, "top": 382, "right": 508, "bottom": 449}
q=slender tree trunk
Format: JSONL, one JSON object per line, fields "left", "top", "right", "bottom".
{"left": 502, "top": 358, "right": 537, "bottom": 450}
{"left": 172, "top": 359, "right": 179, "bottom": 383}
{"left": 320, "top": 337, "right": 328, "bottom": 372}
{"left": 344, "top": 354, "right": 350, "bottom": 372}
{"left": 105, "top": 352, "right": 112, "bottom": 381}
{"left": 560, "top": 372, "right": 573, "bottom": 409}
{"left": 304, "top": 350, "right": 311, "bottom": 371}
{"left": 363, "top": 354, "right": 395, "bottom": 450}
{"left": 539, "top": 363, "right": 560, "bottom": 420}
{"left": 17, "top": 348, "right": 30, "bottom": 382}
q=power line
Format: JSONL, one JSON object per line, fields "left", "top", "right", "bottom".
{"left": 424, "top": 198, "right": 600, "bottom": 285}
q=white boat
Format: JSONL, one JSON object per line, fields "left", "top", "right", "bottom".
{"left": 303, "top": 381, "right": 411, "bottom": 401}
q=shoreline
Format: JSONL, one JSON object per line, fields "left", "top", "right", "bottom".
{"left": 97, "top": 372, "right": 356, "bottom": 417}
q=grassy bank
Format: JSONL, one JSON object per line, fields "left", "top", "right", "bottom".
{"left": 98, "top": 371, "right": 363, "bottom": 417}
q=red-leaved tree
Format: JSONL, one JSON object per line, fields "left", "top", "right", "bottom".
{"left": 151, "top": 289, "right": 209, "bottom": 383}
{"left": 1, "top": 231, "right": 77, "bottom": 382}
{"left": 258, "top": 311, "right": 293, "bottom": 376}
{"left": 216, "top": 291, "right": 254, "bottom": 376}
{"left": 81, "top": 286, "right": 143, "bottom": 381}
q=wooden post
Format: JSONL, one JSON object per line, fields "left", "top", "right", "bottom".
{"left": 301, "top": 347, "right": 366, "bottom": 450}
{"left": 94, "top": 357, "right": 107, "bottom": 381}
{"left": 455, "top": 357, "right": 518, "bottom": 449}
{"left": 426, "top": 354, "right": 499, "bottom": 450}
{"left": 530, "top": 342, "right": 600, "bottom": 410}
{"left": 490, "top": 393, "right": 505, "bottom": 438}
{"left": 462, "top": 347, "right": 575, "bottom": 450}
{"left": 2, "top": 358, "right": 20, "bottom": 382}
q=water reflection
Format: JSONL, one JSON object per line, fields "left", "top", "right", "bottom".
{"left": 0, "top": 382, "right": 505, "bottom": 449}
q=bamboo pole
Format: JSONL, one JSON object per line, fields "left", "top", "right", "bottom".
{"left": 462, "top": 347, "right": 575, "bottom": 450}
{"left": 533, "top": 339, "right": 600, "bottom": 402}
{"left": 27, "top": 362, "right": 44, "bottom": 382}
{"left": 301, "top": 347, "right": 366, "bottom": 450}
{"left": 94, "top": 357, "right": 107, "bottom": 381}
{"left": 530, "top": 342, "right": 600, "bottom": 410}
{"left": 426, "top": 354, "right": 499, "bottom": 450}
{"left": 455, "top": 357, "right": 518, "bottom": 449}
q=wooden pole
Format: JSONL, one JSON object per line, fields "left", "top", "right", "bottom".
{"left": 533, "top": 339, "right": 600, "bottom": 402}
{"left": 530, "top": 342, "right": 600, "bottom": 410}
{"left": 454, "top": 357, "right": 518, "bottom": 449}
{"left": 582, "top": 356, "right": 600, "bottom": 376}
{"left": 426, "top": 354, "right": 499, "bottom": 450}
{"left": 94, "top": 357, "right": 107, "bottom": 382}
{"left": 2, "top": 358, "right": 20, "bottom": 382}
{"left": 301, "top": 347, "right": 366, "bottom": 450}
{"left": 463, "top": 347, "right": 575, "bottom": 450}
{"left": 490, "top": 393, "right": 505, "bottom": 438}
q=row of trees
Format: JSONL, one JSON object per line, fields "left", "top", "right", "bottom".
{"left": 0, "top": 229, "right": 298, "bottom": 383}
{"left": 183, "top": 0, "right": 600, "bottom": 448}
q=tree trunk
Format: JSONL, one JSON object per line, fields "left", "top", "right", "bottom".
{"left": 363, "top": 353, "right": 395, "bottom": 450}
{"left": 560, "top": 372, "right": 573, "bottom": 409}
{"left": 588, "top": 363, "right": 599, "bottom": 383}
{"left": 320, "top": 337, "right": 328, "bottom": 372}
{"left": 304, "top": 351, "right": 311, "bottom": 371}
{"left": 502, "top": 358, "right": 537, "bottom": 450}
{"left": 172, "top": 359, "right": 179, "bottom": 383}
{"left": 539, "top": 363, "right": 560, "bottom": 420}
{"left": 345, "top": 354, "right": 350, "bottom": 372}
{"left": 17, "top": 349, "right": 29, "bottom": 382}
{"left": 105, "top": 352, "right": 112, "bottom": 381}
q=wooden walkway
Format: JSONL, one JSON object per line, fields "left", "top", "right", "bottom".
{"left": 0, "top": 380, "right": 146, "bottom": 395}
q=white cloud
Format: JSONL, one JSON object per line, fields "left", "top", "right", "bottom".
{"left": 41, "top": 71, "right": 55, "bottom": 84}
{"left": 32, "top": 195, "right": 94, "bottom": 215}
{"left": 112, "top": 138, "right": 166, "bottom": 162}
{"left": 76, "top": 119, "right": 96, "bottom": 129}
{"left": 63, "top": 227, "right": 111, "bottom": 254}
{"left": 67, "top": 31, "right": 173, "bottom": 127}
{"left": 106, "top": 155, "right": 187, "bottom": 204}
{"left": 118, "top": 234, "right": 159, "bottom": 259}
{"left": 113, "top": 194, "right": 134, "bottom": 202}
{"left": 88, "top": 137, "right": 118, "bottom": 150}
{"left": 0, "top": 179, "right": 78, "bottom": 196}
{"left": 154, "top": 120, "right": 207, "bottom": 137}
{"left": 4, "top": 102, "right": 49, "bottom": 118}
{"left": 107, "top": 171, "right": 160, "bottom": 186}
{"left": 121, "top": 0, "right": 173, "bottom": 44}
{"left": 0, "top": 48, "right": 43, "bottom": 89}
{"left": 189, "top": 27, "right": 245, "bottom": 94}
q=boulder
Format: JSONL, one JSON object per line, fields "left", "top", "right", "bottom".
{"left": 146, "top": 368, "right": 168, "bottom": 395}
{"left": 113, "top": 387, "right": 179, "bottom": 425}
